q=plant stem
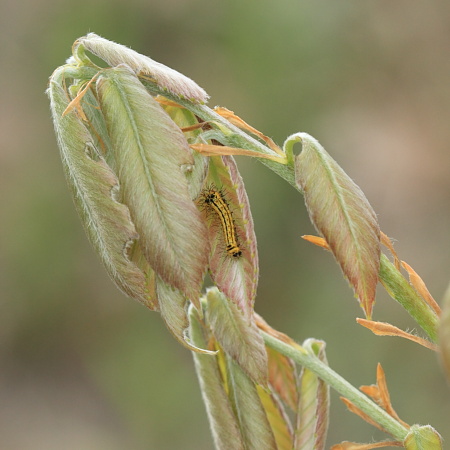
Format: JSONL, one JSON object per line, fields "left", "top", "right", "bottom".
{"left": 262, "top": 331, "right": 409, "bottom": 441}
{"left": 146, "top": 77, "right": 441, "bottom": 344}
{"left": 141, "top": 81, "right": 298, "bottom": 189}
{"left": 379, "top": 254, "right": 439, "bottom": 342}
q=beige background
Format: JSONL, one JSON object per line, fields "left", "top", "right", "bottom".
{"left": 1, "top": 1, "right": 449, "bottom": 448}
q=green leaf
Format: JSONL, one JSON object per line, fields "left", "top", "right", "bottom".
{"left": 289, "top": 133, "right": 380, "bottom": 318}
{"left": 294, "top": 339, "right": 330, "bottom": 450}
{"left": 404, "top": 425, "right": 443, "bottom": 450}
{"left": 206, "top": 288, "right": 268, "bottom": 385}
{"left": 257, "top": 386, "right": 294, "bottom": 450}
{"left": 379, "top": 254, "right": 439, "bottom": 342}
{"left": 226, "top": 356, "right": 277, "bottom": 450}
{"left": 157, "top": 279, "right": 213, "bottom": 354}
{"left": 162, "top": 103, "right": 210, "bottom": 202}
{"left": 48, "top": 73, "right": 155, "bottom": 309}
{"left": 202, "top": 155, "right": 259, "bottom": 318}
{"left": 188, "top": 305, "right": 245, "bottom": 450}
{"left": 439, "top": 281, "right": 450, "bottom": 381}
{"left": 75, "top": 33, "right": 209, "bottom": 103}
{"left": 69, "top": 85, "right": 115, "bottom": 167}
{"left": 96, "top": 66, "right": 208, "bottom": 307}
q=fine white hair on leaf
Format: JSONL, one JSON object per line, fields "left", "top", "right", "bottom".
{"left": 76, "top": 33, "right": 209, "bottom": 104}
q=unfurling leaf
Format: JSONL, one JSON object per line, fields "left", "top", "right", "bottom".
{"left": 188, "top": 306, "right": 245, "bottom": 450}
{"left": 404, "top": 424, "right": 443, "bottom": 450}
{"left": 288, "top": 133, "right": 380, "bottom": 318}
{"left": 49, "top": 58, "right": 212, "bottom": 348}
{"left": 158, "top": 280, "right": 214, "bottom": 354}
{"left": 96, "top": 66, "right": 208, "bottom": 307}
{"left": 206, "top": 288, "right": 267, "bottom": 385}
{"left": 200, "top": 155, "right": 259, "bottom": 318}
{"left": 294, "top": 338, "right": 330, "bottom": 450}
{"left": 257, "top": 386, "right": 294, "bottom": 450}
{"left": 48, "top": 72, "right": 155, "bottom": 309}
{"left": 226, "top": 356, "right": 277, "bottom": 450}
{"left": 75, "top": 33, "right": 209, "bottom": 103}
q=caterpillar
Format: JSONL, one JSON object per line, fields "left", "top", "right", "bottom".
{"left": 200, "top": 186, "right": 242, "bottom": 258}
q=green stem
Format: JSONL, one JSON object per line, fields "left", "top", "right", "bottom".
{"left": 261, "top": 331, "right": 408, "bottom": 441}
{"left": 148, "top": 78, "right": 441, "bottom": 343}
{"left": 379, "top": 254, "right": 439, "bottom": 342}
{"left": 140, "top": 80, "right": 298, "bottom": 189}
{"left": 262, "top": 331, "right": 409, "bottom": 441}
{"left": 141, "top": 78, "right": 440, "bottom": 344}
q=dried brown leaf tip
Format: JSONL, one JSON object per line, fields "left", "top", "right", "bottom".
{"left": 357, "top": 319, "right": 439, "bottom": 351}
{"left": 340, "top": 397, "right": 389, "bottom": 434}
{"left": 380, "top": 232, "right": 401, "bottom": 271}
{"left": 340, "top": 363, "right": 409, "bottom": 436}
{"left": 303, "top": 233, "right": 440, "bottom": 345}
{"left": 190, "top": 143, "right": 286, "bottom": 163}
{"left": 302, "top": 234, "right": 330, "bottom": 250}
{"left": 189, "top": 107, "right": 286, "bottom": 163}
{"left": 265, "top": 346, "right": 298, "bottom": 411}
{"left": 360, "top": 364, "right": 410, "bottom": 429}
{"left": 214, "top": 106, "right": 285, "bottom": 156}
{"left": 401, "top": 261, "right": 441, "bottom": 316}
{"left": 306, "top": 233, "right": 399, "bottom": 265}
{"left": 255, "top": 313, "right": 305, "bottom": 352}
{"left": 380, "top": 232, "right": 440, "bottom": 321}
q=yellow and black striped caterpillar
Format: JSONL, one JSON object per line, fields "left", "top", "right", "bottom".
{"left": 199, "top": 186, "right": 242, "bottom": 258}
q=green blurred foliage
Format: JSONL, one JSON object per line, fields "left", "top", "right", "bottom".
{"left": 1, "top": 0, "right": 450, "bottom": 447}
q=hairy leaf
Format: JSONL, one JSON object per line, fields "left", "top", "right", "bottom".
{"left": 189, "top": 306, "right": 245, "bottom": 450}
{"left": 201, "top": 155, "right": 259, "bottom": 318}
{"left": 290, "top": 133, "right": 380, "bottom": 318}
{"left": 162, "top": 102, "right": 210, "bottom": 201}
{"left": 76, "top": 33, "right": 209, "bottom": 103}
{"left": 48, "top": 74, "right": 154, "bottom": 308}
{"left": 379, "top": 254, "right": 439, "bottom": 342}
{"left": 96, "top": 66, "right": 208, "bottom": 306}
{"left": 157, "top": 279, "right": 213, "bottom": 354}
{"left": 257, "top": 386, "right": 294, "bottom": 450}
{"left": 294, "top": 339, "right": 330, "bottom": 450}
{"left": 226, "top": 356, "right": 277, "bottom": 450}
{"left": 206, "top": 288, "right": 267, "bottom": 385}
{"left": 404, "top": 425, "right": 443, "bottom": 450}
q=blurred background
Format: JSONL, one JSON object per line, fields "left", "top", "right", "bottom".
{"left": 1, "top": 0, "right": 450, "bottom": 448}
